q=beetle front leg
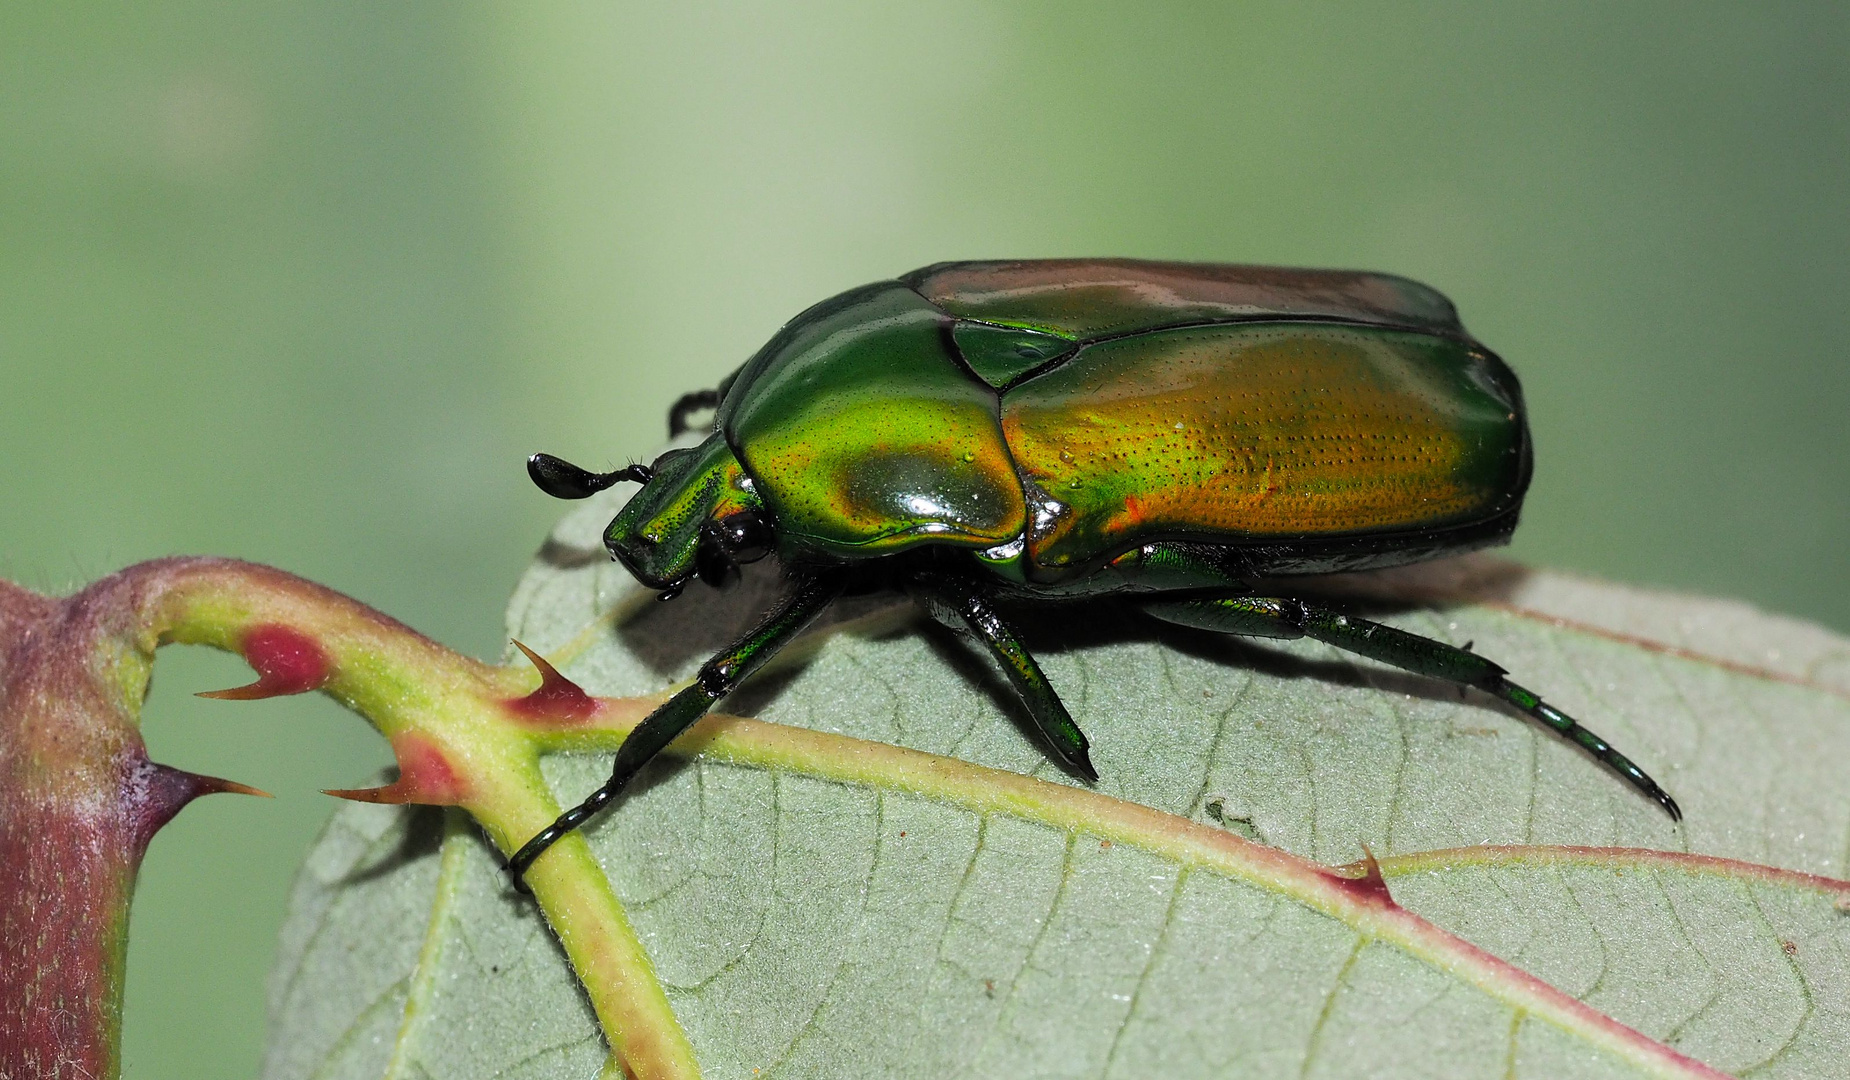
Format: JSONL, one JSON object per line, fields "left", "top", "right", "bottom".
{"left": 909, "top": 573, "right": 1097, "bottom": 781}
{"left": 1142, "top": 595, "right": 1681, "bottom": 822}
{"left": 666, "top": 387, "right": 721, "bottom": 437}
{"left": 504, "top": 572, "right": 847, "bottom": 891}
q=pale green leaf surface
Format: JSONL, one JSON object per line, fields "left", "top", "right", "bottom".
{"left": 266, "top": 488, "right": 1850, "bottom": 1079}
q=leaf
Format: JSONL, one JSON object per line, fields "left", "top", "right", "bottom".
{"left": 265, "top": 489, "right": 1850, "bottom": 1079}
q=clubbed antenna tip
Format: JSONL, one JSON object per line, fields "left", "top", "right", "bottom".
{"left": 527, "top": 453, "right": 652, "bottom": 500}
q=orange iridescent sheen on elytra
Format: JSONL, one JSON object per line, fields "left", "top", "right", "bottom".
{"left": 1001, "top": 323, "right": 1524, "bottom": 571}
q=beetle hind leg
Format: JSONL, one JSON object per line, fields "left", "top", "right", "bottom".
{"left": 1142, "top": 595, "right": 1681, "bottom": 822}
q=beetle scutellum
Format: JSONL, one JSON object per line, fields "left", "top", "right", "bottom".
{"left": 507, "top": 259, "right": 1679, "bottom": 887}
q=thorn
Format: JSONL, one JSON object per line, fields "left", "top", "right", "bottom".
{"left": 130, "top": 762, "right": 271, "bottom": 847}
{"left": 194, "top": 773, "right": 274, "bottom": 799}
{"left": 1340, "top": 842, "right": 1394, "bottom": 905}
{"left": 196, "top": 683, "right": 279, "bottom": 701}
{"left": 504, "top": 639, "right": 599, "bottom": 723}
{"left": 323, "top": 784, "right": 413, "bottom": 804}
{"left": 325, "top": 731, "right": 468, "bottom": 806}
{"left": 198, "top": 624, "right": 330, "bottom": 700}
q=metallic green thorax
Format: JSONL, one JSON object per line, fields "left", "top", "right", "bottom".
{"left": 716, "top": 283, "right": 1026, "bottom": 559}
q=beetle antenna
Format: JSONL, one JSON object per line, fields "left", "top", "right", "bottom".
{"left": 527, "top": 453, "right": 653, "bottom": 500}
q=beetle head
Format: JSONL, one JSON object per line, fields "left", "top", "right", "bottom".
{"left": 605, "top": 433, "right": 773, "bottom": 594}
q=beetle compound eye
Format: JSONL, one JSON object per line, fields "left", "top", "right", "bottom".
{"left": 694, "top": 526, "right": 740, "bottom": 589}
{"left": 716, "top": 511, "right": 774, "bottom": 564}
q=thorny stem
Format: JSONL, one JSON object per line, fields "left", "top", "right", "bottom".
{"left": 0, "top": 555, "right": 1774, "bottom": 1080}
{"left": 0, "top": 558, "right": 698, "bottom": 1080}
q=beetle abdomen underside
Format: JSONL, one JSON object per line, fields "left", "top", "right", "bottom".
{"left": 1000, "top": 322, "right": 1529, "bottom": 575}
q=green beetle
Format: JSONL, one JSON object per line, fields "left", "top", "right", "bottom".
{"left": 509, "top": 259, "right": 1678, "bottom": 886}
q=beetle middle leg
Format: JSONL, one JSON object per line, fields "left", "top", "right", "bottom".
{"left": 504, "top": 571, "right": 847, "bottom": 891}
{"left": 1142, "top": 594, "right": 1681, "bottom": 821}
{"left": 908, "top": 572, "right": 1097, "bottom": 781}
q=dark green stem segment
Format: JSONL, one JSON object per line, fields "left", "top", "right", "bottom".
{"left": 1143, "top": 595, "right": 1681, "bottom": 822}
{"left": 505, "top": 572, "right": 847, "bottom": 889}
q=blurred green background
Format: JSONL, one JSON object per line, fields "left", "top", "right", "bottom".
{"left": 2, "top": 2, "right": 1844, "bottom": 1075}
